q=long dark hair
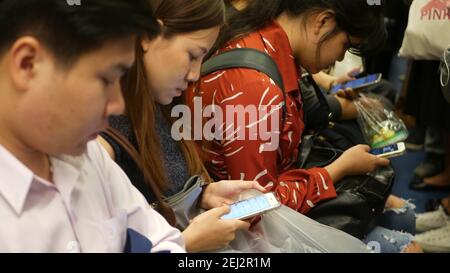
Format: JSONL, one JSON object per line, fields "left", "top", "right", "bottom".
{"left": 212, "top": 0, "right": 386, "bottom": 58}
{"left": 121, "top": 0, "right": 225, "bottom": 191}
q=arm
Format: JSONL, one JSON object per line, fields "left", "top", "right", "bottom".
{"left": 313, "top": 71, "right": 339, "bottom": 91}
{"left": 211, "top": 78, "right": 338, "bottom": 214}
{"left": 181, "top": 206, "right": 250, "bottom": 253}
{"left": 312, "top": 67, "right": 362, "bottom": 92}
{"left": 207, "top": 75, "right": 389, "bottom": 214}
{"left": 200, "top": 180, "right": 266, "bottom": 210}
{"left": 313, "top": 69, "right": 361, "bottom": 121}
{"left": 182, "top": 180, "right": 265, "bottom": 252}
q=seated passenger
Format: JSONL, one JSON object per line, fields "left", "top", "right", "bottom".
{"left": 0, "top": 0, "right": 184, "bottom": 253}
{"left": 189, "top": 0, "right": 422, "bottom": 253}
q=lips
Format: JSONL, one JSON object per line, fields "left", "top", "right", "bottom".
{"left": 175, "top": 88, "right": 185, "bottom": 96}
{"left": 90, "top": 124, "right": 109, "bottom": 140}
{"left": 89, "top": 132, "right": 100, "bottom": 141}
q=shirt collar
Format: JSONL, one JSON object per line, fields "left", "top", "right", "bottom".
{"left": 0, "top": 145, "right": 85, "bottom": 215}
{"left": 0, "top": 145, "right": 34, "bottom": 215}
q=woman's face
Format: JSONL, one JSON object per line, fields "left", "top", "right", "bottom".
{"left": 142, "top": 26, "right": 220, "bottom": 105}
{"left": 292, "top": 11, "right": 363, "bottom": 74}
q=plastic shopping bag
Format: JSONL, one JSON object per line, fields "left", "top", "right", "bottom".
{"left": 210, "top": 190, "right": 371, "bottom": 253}
{"left": 441, "top": 46, "right": 450, "bottom": 103}
{"left": 355, "top": 94, "right": 408, "bottom": 148}
{"left": 399, "top": 0, "right": 450, "bottom": 60}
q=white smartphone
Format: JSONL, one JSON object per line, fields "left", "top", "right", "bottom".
{"left": 221, "top": 192, "right": 281, "bottom": 220}
{"left": 330, "top": 73, "right": 382, "bottom": 94}
{"left": 370, "top": 142, "right": 406, "bottom": 158}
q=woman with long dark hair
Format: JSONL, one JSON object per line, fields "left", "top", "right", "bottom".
{"left": 98, "top": 0, "right": 268, "bottom": 253}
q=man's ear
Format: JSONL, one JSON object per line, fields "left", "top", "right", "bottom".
{"left": 8, "top": 37, "right": 43, "bottom": 92}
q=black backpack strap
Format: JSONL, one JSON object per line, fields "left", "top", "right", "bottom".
{"left": 201, "top": 48, "right": 287, "bottom": 122}
{"left": 300, "top": 73, "right": 332, "bottom": 131}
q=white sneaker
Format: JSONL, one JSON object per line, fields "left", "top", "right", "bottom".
{"left": 415, "top": 223, "right": 450, "bottom": 253}
{"left": 416, "top": 206, "right": 450, "bottom": 233}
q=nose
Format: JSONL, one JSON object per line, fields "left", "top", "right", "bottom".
{"left": 185, "top": 60, "right": 202, "bottom": 83}
{"left": 105, "top": 82, "right": 125, "bottom": 117}
{"left": 337, "top": 50, "right": 346, "bottom": 62}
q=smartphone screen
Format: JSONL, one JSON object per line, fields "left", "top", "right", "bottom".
{"left": 221, "top": 194, "right": 276, "bottom": 220}
{"left": 370, "top": 143, "right": 400, "bottom": 156}
{"left": 330, "top": 73, "right": 381, "bottom": 93}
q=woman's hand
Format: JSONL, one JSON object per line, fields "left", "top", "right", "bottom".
{"left": 334, "top": 67, "right": 362, "bottom": 85}
{"left": 182, "top": 206, "right": 250, "bottom": 252}
{"left": 332, "top": 67, "right": 363, "bottom": 98}
{"left": 200, "top": 180, "right": 266, "bottom": 210}
{"left": 325, "top": 144, "right": 390, "bottom": 182}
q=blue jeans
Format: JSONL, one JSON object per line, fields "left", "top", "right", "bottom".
{"left": 363, "top": 201, "right": 416, "bottom": 253}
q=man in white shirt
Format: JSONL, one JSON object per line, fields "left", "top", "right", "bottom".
{"left": 0, "top": 0, "right": 185, "bottom": 253}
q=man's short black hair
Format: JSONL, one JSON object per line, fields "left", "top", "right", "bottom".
{"left": 0, "top": 0, "right": 160, "bottom": 66}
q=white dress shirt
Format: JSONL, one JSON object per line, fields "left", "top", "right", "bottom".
{"left": 0, "top": 141, "right": 185, "bottom": 253}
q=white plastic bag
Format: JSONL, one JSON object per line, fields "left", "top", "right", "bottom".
{"left": 441, "top": 46, "right": 450, "bottom": 103}
{"left": 210, "top": 190, "right": 371, "bottom": 253}
{"left": 399, "top": 0, "right": 450, "bottom": 60}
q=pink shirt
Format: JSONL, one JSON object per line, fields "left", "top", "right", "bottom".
{"left": 0, "top": 141, "right": 185, "bottom": 253}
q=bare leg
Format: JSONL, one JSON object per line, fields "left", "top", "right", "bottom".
{"left": 445, "top": 194, "right": 450, "bottom": 214}
{"left": 403, "top": 242, "right": 424, "bottom": 253}
{"left": 423, "top": 134, "right": 450, "bottom": 187}
{"left": 386, "top": 195, "right": 406, "bottom": 209}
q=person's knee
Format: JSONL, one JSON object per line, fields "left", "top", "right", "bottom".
{"left": 364, "top": 226, "right": 417, "bottom": 253}
{"left": 402, "top": 242, "right": 424, "bottom": 253}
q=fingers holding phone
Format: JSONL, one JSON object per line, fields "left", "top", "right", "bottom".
{"left": 347, "top": 66, "right": 364, "bottom": 78}
{"left": 200, "top": 180, "right": 267, "bottom": 210}
{"left": 327, "top": 144, "right": 390, "bottom": 181}
{"left": 183, "top": 206, "right": 250, "bottom": 252}
{"left": 370, "top": 142, "right": 406, "bottom": 159}
{"left": 221, "top": 192, "right": 281, "bottom": 221}
{"left": 334, "top": 66, "right": 363, "bottom": 85}
{"left": 330, "top": 73, "right": 382, "bottom": 95}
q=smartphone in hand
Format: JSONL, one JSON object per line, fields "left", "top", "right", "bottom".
{"left": 370, "top": 142, "right": 406, "bottom": 159}
{"left": 331, "top": 73, "right": 382, "bottom": 94}
{"left": 221, "top": 193, "right": 281, "bottom": 220}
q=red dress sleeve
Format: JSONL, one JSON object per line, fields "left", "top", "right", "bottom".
{"left": 203, "top": 69, "right": 337, "bottom": 214}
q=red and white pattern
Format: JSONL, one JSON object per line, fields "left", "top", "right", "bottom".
{"left": 187, "top": 21, "right": 336, "bottom": 214}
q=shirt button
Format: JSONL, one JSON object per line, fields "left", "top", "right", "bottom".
{"left": 66, "top": 241, "right": 81, "bottom": 253}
